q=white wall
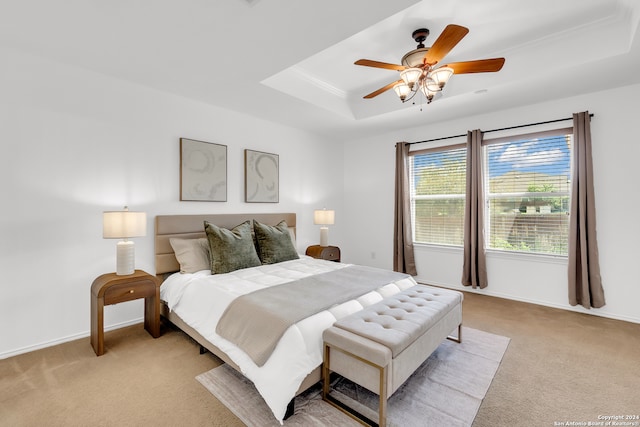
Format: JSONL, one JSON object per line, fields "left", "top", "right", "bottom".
{"left": 0, "top": 47, "right": 344, "bottom": 358}
{"left": 343, "top": 83, "right": 640, "bottom": 324}
{"left": 3, "top": 44, "right": 637, "bottom": 359}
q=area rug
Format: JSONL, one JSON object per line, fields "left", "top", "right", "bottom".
{"left": 196, "top": 327, "right": 510, "bottom": 427}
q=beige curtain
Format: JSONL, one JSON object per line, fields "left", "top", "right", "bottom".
{"left": 461, "top": 130, "right": 488, "bottom": 288}
{"left": 394, "top": 142, "right": 417, "bottom": 275}
{"left": 568, "top": 111, "right": 605, "bottom": 308}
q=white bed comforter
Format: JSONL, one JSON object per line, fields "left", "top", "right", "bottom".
{"left": 160, "top": 256, "right": 417, "bottom": 423}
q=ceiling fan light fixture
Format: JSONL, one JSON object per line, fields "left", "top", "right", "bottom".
{"left": 420, "top": 79, "right": 438, "bottom": 102}
{"left": 393, "top": 82, "right": 411, "bottom": 101}
{"left": 401, "top": 47, "right": 430, "bottom": 68}
{"left": 355, "top": 25, "right": 505, "bottom": 107}
{"left": 400, "top": 67, "right": 423, "bottom": 88}
{"left": 429, "top": 66, "right": 454, "bottom": 89}
{"left": 424, "top": 78, "right": 441, "bottom": 92}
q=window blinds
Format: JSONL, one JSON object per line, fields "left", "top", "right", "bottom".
{"left": 410, "top": 146, "right": 467, "bottom": 246}
{"left": 484, "top": 131, "right": 572, "bottom": 255}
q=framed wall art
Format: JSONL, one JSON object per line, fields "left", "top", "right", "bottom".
{"left": 244, "top": 149, "right": 279, "bottom": 203}
{"left": 180, "top": 138, "right": 227, "bottom": 202}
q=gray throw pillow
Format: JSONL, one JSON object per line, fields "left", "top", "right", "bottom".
{"left": 253, "top": 220, "right": 299, "bottom": 265}
{"left": 204, "top": 220, "right": 261, "bottom": 274}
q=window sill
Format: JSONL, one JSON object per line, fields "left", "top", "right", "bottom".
{"left": 486, "top": 249, "right": 567, "bottom": 265}
{"left": 413, "top": 243, "right": 568, "bottom": 265}
{"left": 414, "top": 243, "right": 463, "bottom": 254}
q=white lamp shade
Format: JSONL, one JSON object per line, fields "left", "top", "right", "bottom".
{"left": 393, "top": 82, "right": 411, "bottom": 101}
{"left": 313, "top": 209, "right": 335, "bottom": 225}
{"left": 420, "top": 79, "right": 438, "bottom": 100}
{"left": 103, "top": 210, "right": 147, "bottom": 239}
{"left": 399, "top": 67, "right": 423, "bottom": 86}
{"left": 429, "top": 67, "right": 454, "bottom": 89}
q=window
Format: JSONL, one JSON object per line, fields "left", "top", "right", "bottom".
{"left": 409, "top": 145, "right": 467, "bottom": 246}
{"left": 484, "top": 129, "right": 572, "bottom": 255}
{"left": 409, "top": 127, "right": 573, "bottom": 256}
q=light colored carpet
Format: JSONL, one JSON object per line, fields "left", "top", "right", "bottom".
{"left": 196, "top": 327, "right": 510, "bottom": 427}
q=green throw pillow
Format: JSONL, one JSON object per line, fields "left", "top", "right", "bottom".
{"left": 253, "top": 219, "right": 299, "bottom": 265}
{"left": 204, "top": 220, "right": 261, "bottom": 274}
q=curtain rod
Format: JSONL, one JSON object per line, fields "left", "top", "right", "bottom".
{"left": 407, "top": 113, "right": 594, "bottom": 145}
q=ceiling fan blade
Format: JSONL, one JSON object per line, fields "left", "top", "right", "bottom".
{"left": 424, "top": 24, "right": 469, "bottom": 66}
{"left": 364, "top": 80, "right": 403, "bottom": 99}
{"left": 444, "top": 58, "right": 505, "bottom": 74}
{"left": 355, "top": 59, "right": 405, "bottom": 71}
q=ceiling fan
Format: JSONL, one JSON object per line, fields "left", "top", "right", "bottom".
{"left": 355, "top": 24, "right": 505, "bottom": 104}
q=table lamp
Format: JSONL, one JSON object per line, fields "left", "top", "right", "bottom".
{"left": 103, "top": 206, "right": 147, "bottom": 275}
{"left": 314, "top": 209, "right": 335, "bottom": 247}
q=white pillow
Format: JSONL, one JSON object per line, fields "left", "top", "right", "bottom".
{"left": 169, "top": 237, "right": 210, "bottom": 273}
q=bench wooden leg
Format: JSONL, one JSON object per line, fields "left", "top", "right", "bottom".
{"left": 322, "top": 344, "right": 331, "bottom": 401}
{"left": 378, "top": 364, "right": 387, "bottom": 427}
{"left": 323, "top": 343, "right": 387, "bottom": 427}
{"left": 447, "top": 323, "right": 462, "bottom": 343}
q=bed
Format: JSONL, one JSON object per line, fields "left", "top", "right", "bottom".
{"left": 154, "top": 213, "right": 419, "bottom": 423}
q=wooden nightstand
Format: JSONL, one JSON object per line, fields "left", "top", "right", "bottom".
{"left": 90, "top": 269, "right": 161, "bottom": 356}
{"left": 306, "top": 245, "right": 341, "bottom": 262}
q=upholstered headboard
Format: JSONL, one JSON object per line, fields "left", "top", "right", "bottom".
{"left": 154, "top": 213, "right": 297, "bottom": 276}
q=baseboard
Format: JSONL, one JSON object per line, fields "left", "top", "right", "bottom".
{"left": 0, "top": 317, "right": 144, "bottom": 360}
{"left": 418, "top": 280, "right": 640, "bottom": 325}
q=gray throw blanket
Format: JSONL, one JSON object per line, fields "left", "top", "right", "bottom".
{"left": 215, "top": 265, "right": 410, "bottom": 366}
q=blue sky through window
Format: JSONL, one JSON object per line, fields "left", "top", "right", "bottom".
{"left": 487, "top": 135, "right": 571, "bottom": 179}
{"left": 411, "top": 134, "right": 572, "bottom": 192}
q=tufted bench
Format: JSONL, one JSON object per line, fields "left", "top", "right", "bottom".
{"left": 322, "top": 284, "right": 463, "bottom": 427}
